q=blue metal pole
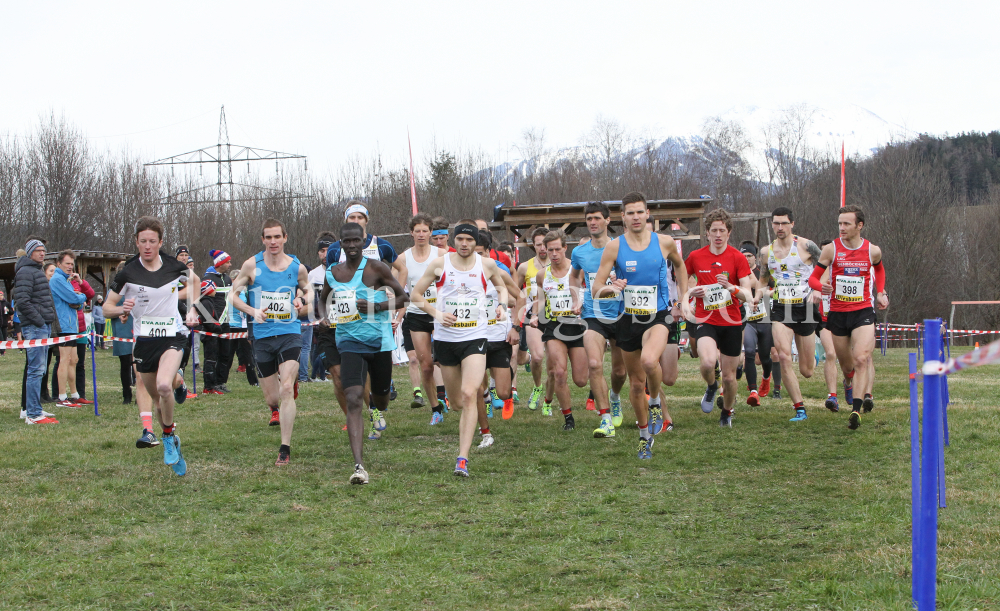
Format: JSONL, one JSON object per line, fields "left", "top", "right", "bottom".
{"left": 909, "top": 352, "right": 920, "bottom": 607}
{"left": 917, "top": 319, "right": 942, "bottom": 610}
{"left": 89, "top": 334, "right": 99, "bottom": 417}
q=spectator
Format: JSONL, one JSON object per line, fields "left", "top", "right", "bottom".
{"left": 0, "top": 289, "right": 10, "bottom": 356}
{"left": 69, "top": 269, "right": 95, "bottom": 401}
{"left": 40, "top": 262, "right": 58, "bottom": 403}
{"left": 50, "top": 249, "right": 88, "bottom": 408}
{"left": 186, "top": 258, "right": 201, "bottom": 371}
{"left": 92, "top": 296, "right": 105, "bottom": 349}
{"left": 202, "top": 249, "right": 235, "bottom": 393}
{"left": 14, "top": 237, "right": 58, "bottom": 424}
{"left": 111, "top": 308, "right": 135, "bottom": 404}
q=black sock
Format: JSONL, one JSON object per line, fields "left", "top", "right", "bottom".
{"left": 588, "top": 390, "right": 594, "bottom": 400}
{"left": 708, "top": 380, "right": 719, "bottom": 392}
{"left": 437, "top": 385, "right": 446, "bottom": 400}
{"left": 433, "top": 402, "right": 443, "bottom": 413}
{"left": 279, "top": 444, "right": 290, "bottom": 455}
{"left": 853, "top": 398, "right": 862, "bottom": 412}
{"left": 762, "top": 360, "right": 772, "bottom": 379}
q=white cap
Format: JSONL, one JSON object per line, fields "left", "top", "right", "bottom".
{"left": 344, "top": 203, "right": 369, "bottom": 220}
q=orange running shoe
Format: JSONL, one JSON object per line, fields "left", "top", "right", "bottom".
{"left": 585, "top": 397, "right": 596, "bottom": 411}
{"left": 759, "top": 376, "right": 771, "bottom": 397}
{"left": 269, "top": 409, "right": 280, "bottom": 426}
{"left": 502, "top": 398, "right": 514, "bottom": 420}
{"left": 746, "top": 390, "right": 760, "bottom": 407}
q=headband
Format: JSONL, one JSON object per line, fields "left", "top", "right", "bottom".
{"left": 317, "top": 240, "right": 334, "bottom": 251}
{"left": 431, "top": 229, "right": 449, "bottom": 236}
{"left": 454, "top": 224, "right": 479, "bottom": 242}
{"left": 344, "top": 203, "right": 369, "bottom": 220}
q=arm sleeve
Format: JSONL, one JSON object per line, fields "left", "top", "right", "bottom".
{"left": 808, "top": 263, "right": 828, "bottom": 291}
{"left": 873, "top": 261, "right": 885, "bottom": 293}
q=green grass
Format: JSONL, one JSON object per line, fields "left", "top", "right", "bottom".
{"left": 1, "top": 344, "right": 999, "bottom": 610}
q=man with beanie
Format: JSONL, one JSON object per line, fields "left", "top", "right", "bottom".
{"left": 15, "top": 238, "right": 59, "bottom": 424}
{"left": 202, "top": 249, "right": 235, "bottom": 393}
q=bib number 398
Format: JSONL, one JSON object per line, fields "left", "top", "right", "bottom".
{"left": 835, "top": 275, "right": 865, "bottom": 302}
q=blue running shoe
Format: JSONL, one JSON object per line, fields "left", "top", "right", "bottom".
{"left": 637, "top": 436, "right": 654, "bottom": 460}
{"left": 430, "top": 410, "right": 444, "bottom": 426}
{"left": 649, "top": 403, "right": 664, "bottom": 435}
{"left": 824, "top": 394, "right": 839, "bottom": 413}
{"left": 170, "top": 436, "right": 187, "bottom": 476}
{"left": 609, "top": 392, "right": 623, "bottom": 427}
{"left": 486, "top": 399, "right": 493, "bottom": 419}
{"left": 490, "top": 389, "right": 503, "bottom": 411}
{"left": 136, "top": 429, "right": 159, "bottom": 449}
{"left": 512, "top": 390, "right": 519, "bottom": 404}
{"left": 789, "top": 409, "right": 808, "bottom": 422}
{"left": 844, "top": 379, "right": 854, "bottom": 405}
{"left": 174, "top": 383, "right": 187, "bottom": 405}
{"left": 454, "top": 456, "right": 469, "bottom": 477}
{"left": 162, "top": 433, "right": 180, "bottom": 466}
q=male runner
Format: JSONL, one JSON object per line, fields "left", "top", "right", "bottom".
{"left": 738, "top": 242, "right": 775, "bottom": 407}
{"left": 307, "top": 232, "right": 336, "bottom": 382}
{"left": 758, "top": 207, "right": 822, "bottom": 422}
{"left": 514, "top": 228, "right": 554, "bottom": 411}
{"left": 593, "top": 192, "right": 690, "bottom": 459}
{"left": 808, "top": 205, "right": 888, "bottom": 429}
{"left": 396, "top": 213, "right": 450, "bottom": 423}
{"left": 103, "top": 216, "right": 200, "bottom": 476}
{"left": 814, "top": 240, "right": 840, "bottom": 412}
{"left": 570, "top": 202, "right": 627, "bottom": 438}
{"left": 685, "top": 208, "right": 753, "bottom": 427}
{"left": 531, "top": 230, "right": 588, "bottom": 431}
{"left": 411, "top": 220, "right": 509, "bottom": 477}
{"left": 321, "top": 222, "right": 408, "bottom": 484}
{"left": 231, "top": 218, "right": 313, "bottom": 465}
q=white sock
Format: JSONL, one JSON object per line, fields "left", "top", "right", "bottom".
{"left": 610, "top": 390, "right": 620, "bottom": 402}
{"left": 59, "top": 394, "right": 67, "bottom": 401}
{"left": 70, "top": 393, "right": 80, "bottom": 400}
{"left": 638, "top": 425, "right": 650, "bottom": 440}
{"left": 649, "top": 396, "right": 660, "bottom": 407}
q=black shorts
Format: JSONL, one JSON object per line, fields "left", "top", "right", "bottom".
{"left": 315, "top": 326, "right": 341, "bottom": 369}
{"left": 434, "top": 338, "right": 488, "bottom": 367}
{"left": 133, "top": 336, "right": 188, "bottom": 373}
{"left": 693, "top": 323, "right": 743, "bottom": 358}
{"left": 826, "top": 307, "right": 876, "bottom": 337}
{"left": 666, "top": 322, "right": 681, "bottom": 345}
{"left": 402, "top": 312, "right": 434, "bottom": 352}
{"left": 340, "top": 350, "right": 393, "bottom": 394}
{"left": 541, "top": 320, "right": 586, "bottom": 349}
{"left": 518, "top": 321, "right": 528, "bottom": 350}
{"left": 253, "top": 333, "right": 301, "bottom": 378}
{"left": 584, "top": 317, "right": 617, "bottom": 341}
{"left": 486, "top": 341, "right": 513, "bottom": 369}
{"left": 616, "top": 309, "right": 669, "bottom": 353}
{"left": 770, "top": 302, "right": 820, "bottom": 336}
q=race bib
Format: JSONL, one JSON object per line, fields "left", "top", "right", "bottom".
{"left": 140, "top": 316, "right": 176, "bottom": 338}
{"left": 334, "top": 289, "right": 361, "bottom": 325}
{"left": 624, "top": 285, "right": 657, "bottom": 316}
{"left": 747, "top": 300, "right": 766, "bottom": 322}
{"left": 776, "top": 279, "right": 806, "bottom": 305}
{"left": 701, "top": 283, "right": 732, "bottom": 311}
{"left": 411, "top": 280, "right": 437, "bottom": 304}
{"left": 259, "top": 291, "right": 293, "bottom": 321}
{"left": 835, "top": 275, "right": 865, "bottom": 302}
{"left": 547, "top": 288, "right": 574, "bottom": 318}
{"left": 588, "top": 272, "right": 619, "bottom": 300}
{"left": 486, "top": 297, "right": 497, "bottom": 325}
{"left": 822, "top": 294, "right": 831, "bottom": 314}
{"left": 446, "top": 297, "right": 481, "bottom": 328}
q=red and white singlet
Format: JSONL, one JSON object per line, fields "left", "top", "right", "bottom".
{"left": 433, "top": 253, "right": 489, "bottom": 342}
{"left": 829, "top": 238, "right": 873, "bottom": 313}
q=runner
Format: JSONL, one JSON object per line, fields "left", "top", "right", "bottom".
{"left": 411, "top": 220, "right": 510, "bottom": 477}
{"left": 531, "top": 230, "right": 588, "bottom": 431}
{"left": 757, "top": 207, "right": 822, "bottom": 422}
{"left": 430, "top": 216, "right": 455, "bottom": 252}
{"left": 815, "top": 239, "right": 840, "bottom": 412}
{"left": 231, "top": 218, "right": 313, "bottom": 465}
{"left": 570, "top": 202, "right": 627, "bottom": 438}
{"left": 593, "top": 192, "right": 690, "bottom": 459}
{"left": 684, "top": 208, "right": 753, "bottom": 427}
{"left": 396, "top": 213, "right": 450, "bottom": 424}
{"left": 737, "top": 242, "right": 775, "bottom": 407}
{"left": 514, "top": 228, "right": 554, "bottom": 411}
{"left": 103, "top": 216, "right": 200, "bottom": 476}
{"left": 320, "top": 222, "right": 408, "bottom": 484}
{"left": 809, "top": 205, "right": 888, "bottom": 429}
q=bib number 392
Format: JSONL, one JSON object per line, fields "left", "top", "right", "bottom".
{"left": 624, "top": 285, "right": 657, "bottom": 316}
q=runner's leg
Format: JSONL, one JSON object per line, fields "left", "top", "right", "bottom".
{"left": 772, "top": 322, "right": 804, "bottom": 404}
{"left": 545, "top": 340, "right": 572, "bottom": 414}
{"left": 276, "top": 359, "right": 299, "bottom": 447}
{"left": 584, "top": 331, "right": 609, "bottom": 412}
{"left": 821, "top": 328, "right": 838, "bottom": 395}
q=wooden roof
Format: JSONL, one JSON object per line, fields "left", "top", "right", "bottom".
{"left": 0, "top": 251, "right": 130, "bottom": 297}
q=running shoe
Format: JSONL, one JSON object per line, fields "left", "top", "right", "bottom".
{"left": 162, "top": 433, "right": 180, "bottom": 466}
{"left": 73, "top": 397, "right": 93, "bottom": 405}
{"left": 593, "top": 415, "right": 615, "bottom": 438}
{"left": 136, "top": 429, "right": 159, "bottom": 448}
{"left": 430, "top": 410, "right": 444, "bottom": 426}
{"left": 512, "top": 390, "right": 519, "bottom": 404}
{"left": 759, "top": 376, "right": 771, "bottom": 396}
{"left": 237, "top": 365, "right": 246, "bottom": 373}
{"left": 490, "top": 389, "right": 503, "bottom": 411}
{"left": 217, "top": 385, "right": 231, "bottom": 394}
{"left": 848, "top": 410, "right": 861, "bottom": 430}
{"left": 367, "top": 425, "right": 381, "bottom": 441}
{"left": 715, "top": 391, "right": 725, "bottom": 412}
{"left": 719, "top": 409, "right": 733, "bottom": 428}
{"left": 486, "top": 398, "right": 493, "bottom": 419}
{"left": 542, "top": 400, "right": 553, "bottom": 417}
{"left": 186, "top": 391, "right": 198, "bottom": 399}
{"left": 477, "top": 433, "right": 494, "bottom": 449}
{"left": 502, "top": 398, "right": 514, "bottom": 420}
{"left": 19, "top": 409, "right": 26, "bottom": 419}
{"left": 454, "top": 457, "right": 469, "bottom": 477}
{"left": 844, "top": 379, "right": 854, "bottom": 405}
{"left": 528, "top": 386, "right": 543, "bottom": 410}
{"left": 443, "top": 397, "right": 450, "bottom": 413}
{"left": 174, "top": 383, "right": 187, "bottom": 405}
{"left": 585, "top": 397, "right": 596, "bottom": 411}
{"left": 772, "top": 387, "right": 782, "bottom": 400}
{"left": 637, "top": 436, "right": 654, "bottom": 460}
{"left": 269, "top": 409, "right": 280, "bottom": 426}
{"left": 350, "top": 464, "right": 369, "bottom": 485}
{"left": 525, "top": 356, "right": 531, "bottom": 373}
{"left": 389, "top": 380, "right": 397, "bottom": 401}
{"left": 746, "top": 390, "right": 760, "bottom": 407}
{"left": 610, "top": 392, "right": 623, "bottom": 427}
{"left": 275, "top": 446, "right": 290, "bottom": 466}
{"left": 863, "top": 394, "right": 874, "bottom": 413}
{"left": 56, "top": 399, "right": 81, "bottom": 408}
{"left": 825, "top": 394, "right": 839, "bottom": 413}
{"left": 649, "top": 403, "right": 664, "bottom": 435}
{"left": 410, "top": 389, "right": 426, "bottom": 409}
{"left": 701, "top": 385, "right": 718, "bottom": 413}
{"left": 664, "top": 421, "right": 674, "bottom": 432}
{"left": 789, "top": 409, "right": 808, "bottom": 422}
{"left": 20, "top": 409, "right": 53, "bottom": 419}
{"left": 168, "top": 435, "right": 186, "bottom": 476}
{"left": 371, "top": 408, "right": 387, "bottom": 431}
{"left": 562, "top": 413, "right": 575, "bottom": 431}
{"left": 202, "top": 388, "right": 222, "bottom": 396}
{"left": 25, "top": 415, "right": 59, "bottom": 425}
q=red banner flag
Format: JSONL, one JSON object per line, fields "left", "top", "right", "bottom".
{"left": 408, "top": 130, "right": 418, "bottom": 215}
{"left": 840, "top": 141, "right": 846, "bottom": 208}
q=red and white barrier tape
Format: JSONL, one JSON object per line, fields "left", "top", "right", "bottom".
{"left": 0, "top": 333, "right": 90, "bottom": 349}
{"left": 926, "top": 337, "right": 1000, "bottom": 375}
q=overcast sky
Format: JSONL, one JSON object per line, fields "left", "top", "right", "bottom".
{"left": 3, "top": 1, "right": 996, "bottom": 175}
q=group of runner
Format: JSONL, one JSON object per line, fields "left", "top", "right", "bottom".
{"left": 102, "top": 194, "right": 887, "bottom": 482}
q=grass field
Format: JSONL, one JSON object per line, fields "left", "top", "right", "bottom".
{"left": 1, "top": 343, "right": 999, "bottom": 610}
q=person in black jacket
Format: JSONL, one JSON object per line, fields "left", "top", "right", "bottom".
{"left": 14, "top": 237, "right": 59, "bottom": 424}
{"left": 0, "top": 289, "right": 10, "bottom": 356}
{"left": 201, "top": 249, "right": 235, "bottom": 393}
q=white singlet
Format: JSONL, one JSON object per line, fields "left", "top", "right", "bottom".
{"left": 542, "top": 266, "right": 575, "bottom": 321}
{"left": 485, "top": 270, "right": 511, "bottom": 343}
{"left": 404, "top": 247, "right": 444, "bottom": 316}
{"left": 433, "top": 253, "right": 489, "bottom": 342}
{"left": 767, "top": 236, "right": 814, "bottom": 305}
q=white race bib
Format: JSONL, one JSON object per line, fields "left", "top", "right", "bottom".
{"left": 445, "top": 297, "right": 481, "bottom": 328}
{"left": 547, "top": 288, "right": 574, "bottom": 318}
{"left": 701, "top": 283, "right": 733, "bottom": 311}
{"left": 259, "top": 291, "right": 293, "bottom": 321}
{"left": 411, "top": 280, "right": 437, "bottom": 304}
{"left": 776, "top": 279, "right": 806, "bottom": 305}
{"left": 140, "top": 316, "right": 176, "bottom": 338}
{"left": 486, "top": 297, "right": 498, "bottom": 325}
{"left": 747, "top": 300, "right": 766, "bottom": 322}
{"left": 624, "top": 285, "right": 657, "bottom": 316}
{"left": 835, "top": 275, "right": 865, "bottom": 302}
{"left": 334, "top": 289, "right": 360, "bottom": 325}
{"left": 588, "top": 272, "right": 619, "bottom": 300}
{"left": 822, "top": 294, "right": 831, "bottom": 314}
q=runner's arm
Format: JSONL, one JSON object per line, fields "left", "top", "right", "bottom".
{"left": 808, "top": 243, "right": 835, "bottom": 292}
{"left": 802, "top": 238, "right": 822, "bottom": 266}
{"left": 592, "top": 239, "right": 622, "bottom": 298}
{"left": 500, "top": 269, "right": 519, "bottom": 308}
{"left": 295, "top": 263, "right": 313, "bottom": 318}
{"left": 229, "top": 258, "right": 259, "bottom": 317}
{"left": 483, "top": 259, "right": 510, "bottom": 321}
{"left": 870, "top": 245, "right": 888, "bottom": 309}
{"left": 662, "top": 235, "right": 689, "bottom": 316}
{"left": 757, "top": 246, "right": 773, "bottom": 289}
{"left": 531, "top": 269, "right": 546, "bottom": 325}
{"left": 570, "top": 268, "right": 584, "bottom": 314}
{"left": 102, "top": 290, "right": 128, "bottom": 318}
{"left": 375, "top": 261, "right": 410, "bottom": 312}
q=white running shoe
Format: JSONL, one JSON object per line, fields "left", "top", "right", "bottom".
{"left": 477, "top": 433, "right": 494, "bottom": 449}
{"left": 350, "top": 465, "right": 369, "bottom": 485}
